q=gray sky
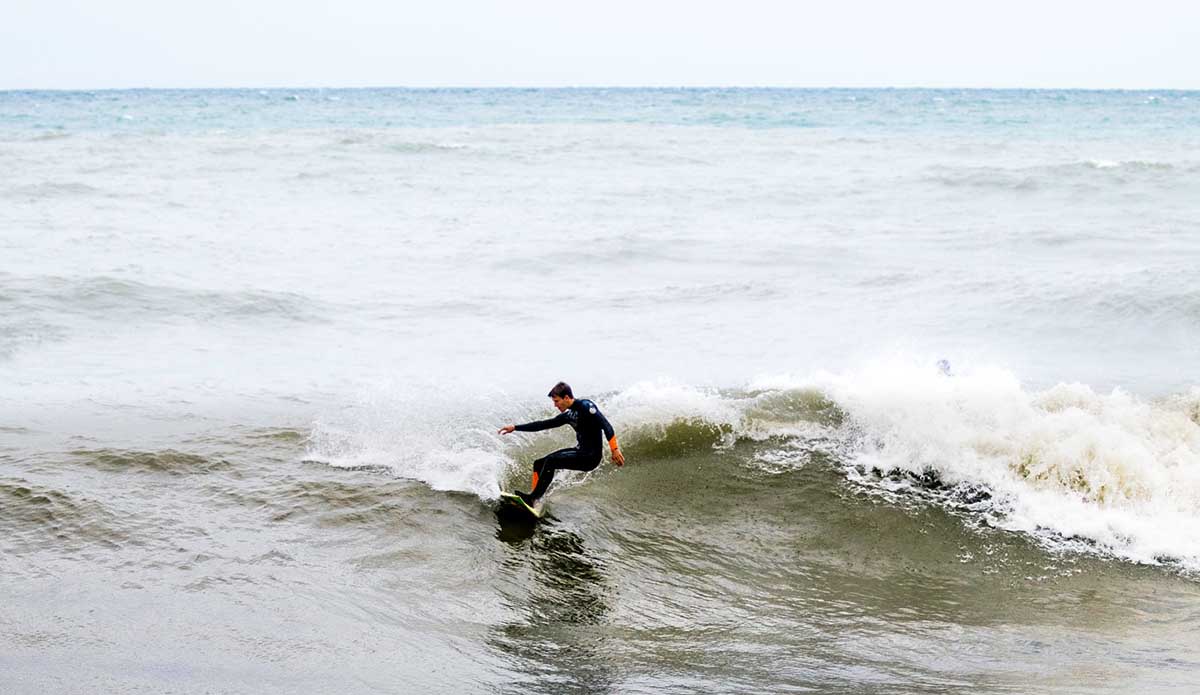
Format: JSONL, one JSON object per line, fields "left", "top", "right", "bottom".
{"left": 4, "top": 0, "right": 1199, "bottom": 89}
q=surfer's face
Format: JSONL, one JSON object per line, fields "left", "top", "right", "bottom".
{"left": 551, "top": 395, "right": 573, "bottom": 412}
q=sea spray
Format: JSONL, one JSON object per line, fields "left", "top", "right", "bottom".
{"left": 305, "top": 365, "right": 1200, "bottom": 569}
{"left": 304, "top": 380, "right": 519, "bottom": 499}
{"left": 809, "top": 359, "right": 1200, "bottom": 568}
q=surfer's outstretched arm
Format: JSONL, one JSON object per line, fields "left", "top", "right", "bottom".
{"left": 498, "top": 413, "right": 568, "bottom": 435}
{"left": 515, "top": 414, "right": 569, "bottom": 432}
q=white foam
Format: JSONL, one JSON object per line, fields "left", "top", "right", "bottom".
{"left": 305, "top": 380, "right": 515, "bottom": 500}
{"left": 303, "top": 367, "right": 1200, "bottom": 569}
{"left": 801, "top": 358, "right": 1200, "bottom": 568}
{"left": 305, "top": 378, "right": 764, "bottom": 500}
{"left": 607, "top": 378, "right": 743, "bottom": 435}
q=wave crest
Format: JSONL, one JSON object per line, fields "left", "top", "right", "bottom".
{"left": 812, "top": 361, "right": 1200, "bottom": 568}
{"left": 0, "top": 478, "right": 127, "bottom": 550}
{"left": 70, "top": 448, "right": 232, "bottom": 476}
{"left": 925, "top": 159, "right": 1199, "bottom": 193}
{"left": 305, "top": 367, "right": 1200, "bottom": 570}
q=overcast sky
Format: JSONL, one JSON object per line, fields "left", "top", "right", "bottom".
{"left": 4, "top": 0, "right": 1199, "bottom": 90}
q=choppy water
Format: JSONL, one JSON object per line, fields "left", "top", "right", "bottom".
{"left": 2, "top": 89, "right": 1200, "bottom": 693}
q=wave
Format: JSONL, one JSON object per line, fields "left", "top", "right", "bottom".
{"left": 302, "top": 378, "right": 849, "bottom": 501}
{"left": 602, "top": 282, "right": 780, "bottom": 310}
{"left": 0, "top": 478, "right": 128, "bottom": 550}
{"left": 2, "top": 181, "right": 106, "bottom": 200}
{"left": 1082, "top": 159, "right": 1174, "bottom": 171}
{"left": 0, "top": 272, "right": 330, "bottom": 331}
{"left": 990, "top": 270, "right": 1200, "bottom": 327}
{"left": 263, "top": 479, "right": 422, "bottom": 527}
{"left": 325, "top": 130, "right": 473, "bottom": 154}
{"left": 924, "top": 160, "right": 1200, "bottom": 192}
{"left": 304, "top": 382, "right": 518, "bottom": 500}
{"left": 28, "top": 131, "right": 72, "bottom": 142}
{"left": 306, "top": 363, "right": 1200, "bottom": 571}
{"left": 0, "top": 316, "right": 67, "bottom": 360}
{"left": 771, "top": 362, "right": 1200, "bottom": 570}
{"left": 69, "top": 448, "right": 233, "bottom": 476}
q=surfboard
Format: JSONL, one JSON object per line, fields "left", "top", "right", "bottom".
{"left": 499, "top": 492, "right": 545, "bottom": 519}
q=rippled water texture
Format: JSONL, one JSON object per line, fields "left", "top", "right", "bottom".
{"left": 2, "top": 89, "right": 1200, "bottom": 693}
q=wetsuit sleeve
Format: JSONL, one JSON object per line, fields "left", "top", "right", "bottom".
{"left": 595, "top": 408, "right": 616, "bottom": 443}
{"left": 514, "top": 412, "right": 569, "bottom": 432}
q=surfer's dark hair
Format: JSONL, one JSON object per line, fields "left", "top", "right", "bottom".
{"left": 548, "top": 382, "right": 573, "bottom": 399}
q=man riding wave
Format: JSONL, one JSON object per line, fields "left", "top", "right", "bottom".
{"left": 498, "top": 382, "right": 625, "bottom": 505}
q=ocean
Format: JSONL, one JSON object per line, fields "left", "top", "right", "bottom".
{"left": 2, "top": 88, "right": 1199, "bottom": 693}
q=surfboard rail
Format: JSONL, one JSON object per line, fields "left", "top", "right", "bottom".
{"left": 499, "top": 492, "right": 545, "bottom": 519}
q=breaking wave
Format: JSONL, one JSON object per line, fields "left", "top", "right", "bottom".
{"left": 306, "top": 363, "right": 1200, "bottom": 571}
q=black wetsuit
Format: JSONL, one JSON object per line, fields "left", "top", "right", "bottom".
{"left": 515, "top": 399, "right": 615, "bottom": 500}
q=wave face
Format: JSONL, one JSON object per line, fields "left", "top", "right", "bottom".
{"left": 806, "top": 364, "right": 1200, "bottom": 569}
{"left": 302, "top": 363, "right": 1200, "bottom": 572}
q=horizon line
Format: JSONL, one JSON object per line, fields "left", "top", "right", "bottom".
{"left": 2, "top": 84, "right": 1198, "bottom": 94}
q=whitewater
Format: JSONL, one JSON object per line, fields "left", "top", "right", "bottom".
{"left": 2, "top": 89, "right": 1200, "bottom": 694}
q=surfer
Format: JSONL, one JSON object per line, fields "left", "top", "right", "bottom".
{"left": 498, "top": 382, "right": 624, "bottom": 505}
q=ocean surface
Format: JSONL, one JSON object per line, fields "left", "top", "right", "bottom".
{"left": 2, "top": 88, "right": 1200, "bottom": 693}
